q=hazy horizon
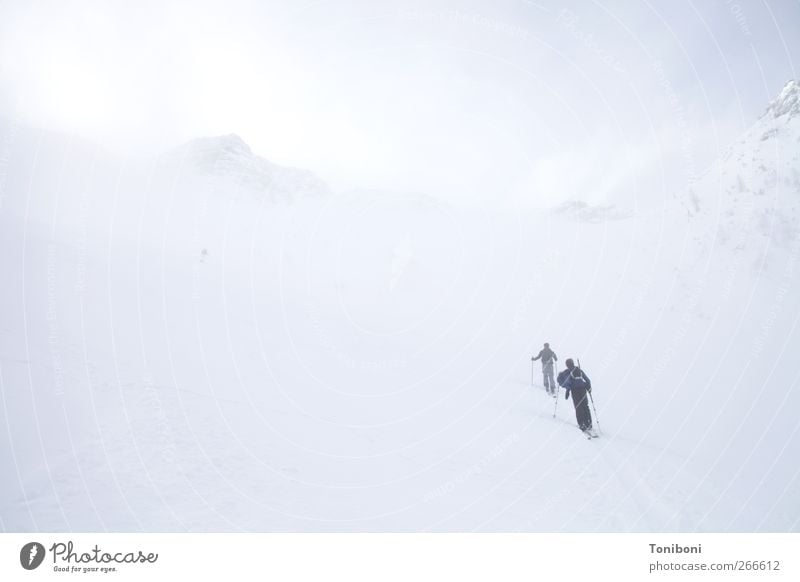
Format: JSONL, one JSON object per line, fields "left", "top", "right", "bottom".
{"left": 1, "top": 0, "right": 799, "bottom": 206}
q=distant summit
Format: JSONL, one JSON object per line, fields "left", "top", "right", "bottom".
{"left": 763, "top": 79, "right": 800, "bottom": 120}
{"left": 187, "top": 133, "right": 253, "bottom": 158}
{"left": 170, "top": 134, "right": 329, "bottom": 203}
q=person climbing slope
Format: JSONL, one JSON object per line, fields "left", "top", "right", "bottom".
{"left": 531, "top": 342, "right": 558, "bottom": 396}
{"left": 557, "top": 358, "right": 594, "bottom": 435}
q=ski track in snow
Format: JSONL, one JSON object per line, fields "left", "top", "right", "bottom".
{"left": 0, "top": 378, "right": 729, "bottom": 531}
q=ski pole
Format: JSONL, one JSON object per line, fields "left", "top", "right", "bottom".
{"left": 531, "top": 358, "right": 534, "bottom": 388}
{"left": 577, "top": 358, "right": 601, "bottom": 434}
{"left": 588, "top": 390, "right": 601, "bottom": 434}
{"left": 553, "top": 385, "right": 559, "bottom": 418}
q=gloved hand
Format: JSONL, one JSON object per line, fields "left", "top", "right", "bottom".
{"left": 565, "top": 392, "right": 569, "bottom": 400}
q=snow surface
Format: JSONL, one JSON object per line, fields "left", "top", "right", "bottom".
{"left": 1, "top": 83, "right": 800, "bottom": 532}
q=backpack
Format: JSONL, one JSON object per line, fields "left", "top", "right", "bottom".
{"left": 569, "top": 368, "right": 589, "bottom": 390}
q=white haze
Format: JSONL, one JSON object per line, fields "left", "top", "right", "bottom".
{"left": 1, "top": 1, "right": 800, "bottom": 533}
{"left": 1, "top": 0, "right": 799, "bottom": 206}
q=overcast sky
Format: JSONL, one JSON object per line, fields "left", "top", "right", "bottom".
{"left": 1, "top": 0, "right": 799, "bottom": 207}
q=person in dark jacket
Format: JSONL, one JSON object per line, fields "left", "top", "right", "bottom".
{"left": 557, "top": 358, "right": 593, "bottom": 432}
{"left": 532, "top": 343, "right": 558, "bottom": 396}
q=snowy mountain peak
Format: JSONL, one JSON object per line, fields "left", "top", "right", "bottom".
{"left": 170, "top": 133, "right": 330, "bottom": 202}
{"left": 682, "top": 80, "right": 800, "bottom": 257}
{"left": 177, "top": 133, "right": 254, "bottom": 167}
{"left": 205, "top": 133, "right": 252, "bottom": 155}
{"left": 763, "top": 79, "right": 800, "bottom": 119}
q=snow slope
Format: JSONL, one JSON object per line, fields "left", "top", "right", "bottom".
{"left": 1, "top": 83, "right": 799, "bottom": 532}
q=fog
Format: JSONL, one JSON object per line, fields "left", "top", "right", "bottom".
{"left": 2, "top": 1, "right": 800, "bottom": 533}
{"left": 2, "top": 0, "right": 799, "bottom": 206}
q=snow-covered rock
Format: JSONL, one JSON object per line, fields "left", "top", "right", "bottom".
{"left": 763, "top": 79, "right": 800, "bottom": 120}
{"left": 678, "top": 80, "right": 800, "bottom": 258}
{"left": 168, "top": 133, "right": 330, "bottom": 203}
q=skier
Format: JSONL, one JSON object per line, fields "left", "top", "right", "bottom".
{"left": 557, "top": 359, "right": 594, "bottom": 434}
{"left": 531, "top": 342, "right": 558, "bottom": 396}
